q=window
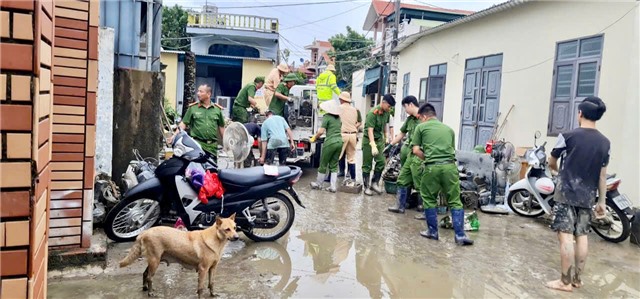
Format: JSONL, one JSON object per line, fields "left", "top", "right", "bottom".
{"left": 548, "top": 35, "right": 603, "bottom": 136}
{"left": 401, "top": 72, "right": 410, "bottom": 121}
{"left": 419, "top": 78, "right": 428, "bottom": 102}
{"left": 426, "top": 63, "right": 447, "bottom": 121}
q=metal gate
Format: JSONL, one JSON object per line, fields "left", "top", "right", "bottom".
{"left": 459, "top": 54, "right": 503, "bottom": 151}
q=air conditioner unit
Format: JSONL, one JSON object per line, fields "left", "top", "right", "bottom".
{"left": 216, "top": 96, "right": 233, "bottom": 119}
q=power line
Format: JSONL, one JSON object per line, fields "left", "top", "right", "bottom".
{"left": 208, "top": 0, "right": 359, "bottom": 10}
{"left": 280, "top": 2, "right": 368, "bottom": 30}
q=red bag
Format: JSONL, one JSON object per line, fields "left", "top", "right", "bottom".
{"left": 198, "top": 171, "right": 225, "bottom": 204}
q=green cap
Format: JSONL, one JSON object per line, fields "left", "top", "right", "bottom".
{"left": 254, "top": 76, "right": 265, "bottom": 83}
{"left": 283, "top": 73, "right": 299, "bottom": 82}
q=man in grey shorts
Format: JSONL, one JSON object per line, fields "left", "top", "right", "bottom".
{"left": 546, "top": 96, "right": 610, "bottom": 292}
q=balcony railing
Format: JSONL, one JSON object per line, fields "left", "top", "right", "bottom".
{"left": 187, "top": 12, "right": 279, "bottom": 33}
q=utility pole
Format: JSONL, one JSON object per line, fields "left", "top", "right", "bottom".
{"left": 388, "top": 0, "right": 400, "bottom": 97}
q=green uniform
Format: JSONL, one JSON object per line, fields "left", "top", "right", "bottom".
{"left": 182, "top": 103, "right": 225, "bottom": 157}
{"left": 396, "top": 115, "right": 421, "bottom": 188}
{"left": 268, "top": 83, "right": 289, "bottom": 117}
{"left": 231, "top": 82, "right": 257, "bottom": 123}
{"left": 362, "top": 105, "right": 391, "bottom": 174}
{"left": 318, "top": 114, "right": 343, "bottom": 174}
{"left": 411, "top": 119, "right": 461, "bottom": 209}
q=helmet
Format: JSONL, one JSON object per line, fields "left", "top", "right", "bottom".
{"left": 534, "top": 177, "right": 555, "bottom": 195}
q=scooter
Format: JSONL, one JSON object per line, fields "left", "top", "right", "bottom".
{"left": 507, "top": 131, "right": 634, "bottom": 243}
{"left": 104, "top": 130, "right": 304, "bottom": 243}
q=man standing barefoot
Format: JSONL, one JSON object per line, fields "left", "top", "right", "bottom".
{"left": 546, "top": 96, "right": 610, "bottom": 292}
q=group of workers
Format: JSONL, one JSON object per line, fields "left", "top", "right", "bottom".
{"left": 168, "top": 62, "right": 473, "bottom": 245}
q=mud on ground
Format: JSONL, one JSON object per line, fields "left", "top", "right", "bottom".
{"left": 48, "top": 168, "right": 640, "bottom": 298}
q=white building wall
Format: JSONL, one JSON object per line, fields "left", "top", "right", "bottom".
{"left": 395, "top": 1, "right": 639, "bottom": 204}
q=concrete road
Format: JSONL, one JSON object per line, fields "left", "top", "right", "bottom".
{"left": 48, "top": 164, "right": 640, "bottom": 298}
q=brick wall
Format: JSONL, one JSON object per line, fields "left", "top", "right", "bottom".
{"left": 1, "top": 0, "right": 99, "bottom": 297}
{"left": 49, "top": 0, "right": 98, "bottom": 249}
{"left": 1, "top": 1, "right": 53, "bottom": 298}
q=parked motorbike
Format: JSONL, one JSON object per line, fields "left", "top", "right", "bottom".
{"left": 507, "top": 131, "right": 634, "bottom": 243}
{"left": 104, "top": 130, "right": 304, "bottom": 243}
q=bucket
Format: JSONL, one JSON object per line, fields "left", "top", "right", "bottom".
{"left": 384, "top": 180, "right": 397, "bottom": 194}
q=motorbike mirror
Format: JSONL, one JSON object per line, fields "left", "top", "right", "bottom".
{"left": 534, "top": 131, "right": 541, "bottom": 139}
{"left": 175, "top": 116, "right": 182, "bottom": 124}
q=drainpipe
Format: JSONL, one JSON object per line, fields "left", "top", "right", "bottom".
{"left": 146, "top": 0, "right": 153, "bottom": 71}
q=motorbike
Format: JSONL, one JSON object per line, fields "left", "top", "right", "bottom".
{"left": 507, "top": 131, "right": 634, "bottom": 243}
{"left": 104, "top": 130, "right": 304, "bottom": 243}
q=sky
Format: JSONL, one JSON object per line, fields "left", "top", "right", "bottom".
{"left": 163, "top": 0, "right": 506, "bottom": 64}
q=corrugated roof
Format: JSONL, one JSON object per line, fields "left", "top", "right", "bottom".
{"left": 373, "top": 0, "right": 474, "bottom": 17}
{"left": 196, "top": 53, "right": 275, "bottom": 62}
{"left": 161, "top": 50, "right": 186, "bottom": 54}
{"left": 393, "top": 0, "right": 528, "bottom": 54}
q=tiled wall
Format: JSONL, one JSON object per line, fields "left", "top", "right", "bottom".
{"left": 49, "top": 0, "right": 98, "bottom": 248}
{"left": 1, "top": 0, "right": 99, "bottom": 297}
{"left": 1, "top": 1, "right": 54, "bottom": 298}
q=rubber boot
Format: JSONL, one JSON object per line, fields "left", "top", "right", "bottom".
{"left": 310, "top": 172, "right": 325, "bottom": 190}
{"left": 452, "top": 209, "right": 474, "bottom": 246}
{"left": 388, "top": 187, "right": 407, "bottom": 213}
{"left": 348, "top": 164, "right": 356, "bottom": 181}
{"left": 327, "top": 173, "right": 338, "bottom": 193}
{"left": 419, "top": 208, "right": 439, "bottom": 240}
{"left": 338, "top": 157, "right": 346, "bottom": 178}
{"left": 370, "top": 172, "right": 383, "bottom": 194}
{"left": 363, "top": 173, "right": 373, "bottom": 196}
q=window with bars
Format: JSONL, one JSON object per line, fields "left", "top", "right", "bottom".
{"left": 548, "top": 35, "right": 603, "bottom": 136}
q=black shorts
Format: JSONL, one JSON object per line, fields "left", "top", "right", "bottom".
{"left": 550, "top": 203, "right": 592, "bottom": 236}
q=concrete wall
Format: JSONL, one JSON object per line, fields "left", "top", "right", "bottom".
{"left": 161, "top": 52, "right": 178, "bottom": 109}
{"left": 96, "top": 27, "right": 115, "bottom": 176}
{"left": 241, "top": 59, "right": 274, "bottom": 86}
{"left": 395, "top": 1, "right": 640, "bottom": 204}
{"left": 112, "top": 69, "right": 165, "bottom": 180}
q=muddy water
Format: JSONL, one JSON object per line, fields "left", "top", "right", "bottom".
{"left": 49, "top": 170, "right": 640, "bottom": 298}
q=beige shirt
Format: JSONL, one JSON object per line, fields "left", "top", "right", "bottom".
{"left": 265, "top": 68, "right": 281, "bottom": 92}
{"left": 340, "top": 103, "right": 359, "bottom": 133}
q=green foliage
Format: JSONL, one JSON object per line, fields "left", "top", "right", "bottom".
{"left": 328, "top": 26, "right": 375, "bottom": 90}
{"left": 162, "top": 5, "right": 190, "bottom": 50}
{"left": 164, "top": 98, "right": 179, "bottom": 124}
{"left": 295, "top": 71, "right": 307, "bottom": 85}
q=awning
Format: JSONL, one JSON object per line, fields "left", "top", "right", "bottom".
{"left": 195, "top": 54, "right": 243, "bottom": 67}
{"left": 362, "top": 66, "right": 389, "bottom": 97}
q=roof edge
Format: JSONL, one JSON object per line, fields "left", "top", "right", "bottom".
{"left": 393, "top": 0, "right": 529, "bottom": 54}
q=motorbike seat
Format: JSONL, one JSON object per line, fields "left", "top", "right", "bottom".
{"left": 218, "top": 166, "right": 291, "bottom": 186}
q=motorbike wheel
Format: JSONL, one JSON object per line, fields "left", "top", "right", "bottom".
{"left": 507, "top": 189, "right": 545, "bottom": 218}
{"left": 244, "top": 192, "right": 295, "bottom": 242}
{"left": 591, "top": 201, "right": 631, "bottom": 243}
{"left": 104, "top": 195, "right": 161, "bottom": 242}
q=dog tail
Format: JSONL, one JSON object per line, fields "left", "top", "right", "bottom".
{"left": 119, "top": 237, "right": 143, "bottom": 268}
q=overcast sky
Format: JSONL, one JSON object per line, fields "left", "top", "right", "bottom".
{"left": 163, "top": 0, "right": 506, "bottom": 63}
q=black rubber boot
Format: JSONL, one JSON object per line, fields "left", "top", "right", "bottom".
{"left": 363, "top": 173, "right": 373, "bottom": 196}
{"left": 388, "top": 187, "right": 407, "bottom": 214}
{"left": 452, "top": 209, "right": 474, "bottom": 246}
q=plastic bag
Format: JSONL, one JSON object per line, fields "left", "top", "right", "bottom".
{"left": 186, "top": 162, "right": 205, "bottom": 191}
{"left": 439, "top": 211, "right": 480, "bottom": 231}
{"left": 198, "top": 170, "right": 224, "bottom": 204}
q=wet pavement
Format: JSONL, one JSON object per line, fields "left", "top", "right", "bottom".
{"left": 49, "top": 166, "right": 640, "bottom": 298}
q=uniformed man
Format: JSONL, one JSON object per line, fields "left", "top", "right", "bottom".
{"left": 169, "top": 84, "right": 225, "bottom": 161}
{"left": 412, "top": 103, "right": 473, "bottom": 245}
{"left": 232, "top": 76, "right": 265, "bottom": 123}
{"left": 337, "top": 92, "right": 361, "bottom": 183}
{"left": 316, "top": 64, "right": 340, "bottom": 115}
{"left": 264, "top": 63, "right": 289, "bottom": 107}
{"left": 362, "top": 94, "right": 395, "bottom": 196}
{"left": 309, "top": 100, "right": 343, "bottom": 192}
{"left": 268, "top": 73, "right": 298, "bottom": 118}
{"left": 388, "top": 96, "right": 421, "bottom": 214}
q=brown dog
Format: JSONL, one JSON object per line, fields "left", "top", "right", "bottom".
{"left": 119, "top": 213, "right": 239, "bottom": 298}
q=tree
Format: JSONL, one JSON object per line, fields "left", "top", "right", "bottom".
{"left": 162, "top": 5, "right": 190, "bottom": 50}
{"left": 328, "top": 26, "right": 375, "bottom": 91}
{"left": 295, "top": 71, "right": 307, "bottom": 85}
